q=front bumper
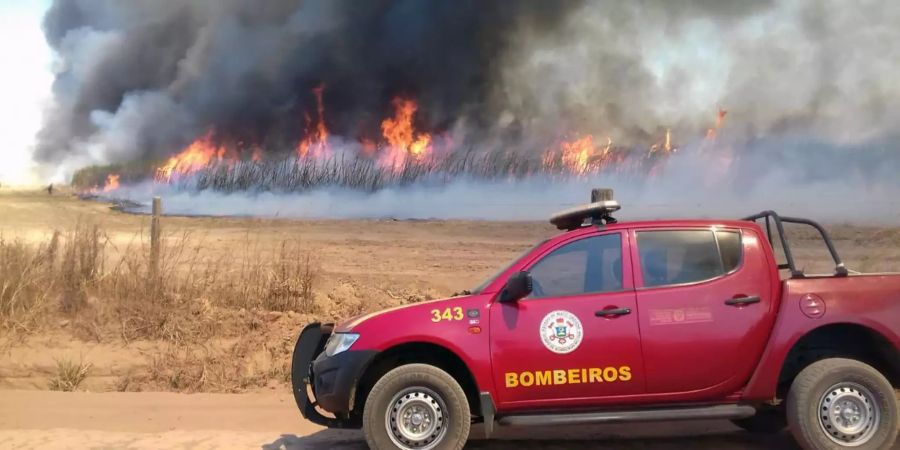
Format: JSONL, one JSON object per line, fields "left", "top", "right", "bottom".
{"left": 290, "top": 322, "right": 375, "bottom": 428}
{"left": 310, "top": 346, "right": 376, "bottom": 414}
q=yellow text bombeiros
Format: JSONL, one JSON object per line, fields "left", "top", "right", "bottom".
{"left": 504, "top": 366, "right": 632, "bottom": 388}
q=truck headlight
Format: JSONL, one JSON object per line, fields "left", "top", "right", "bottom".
{"left": 324, "top": 333, "right": 360, "bottom": 357}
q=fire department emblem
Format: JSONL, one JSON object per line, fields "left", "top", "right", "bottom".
{"left": 539, "top": 310, "right": 583, "bottom": 354}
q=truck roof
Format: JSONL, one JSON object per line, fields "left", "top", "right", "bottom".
{"left": 557, "top": 218, "right": 758, "bottom": 237}
{"left": 547, "top": 190, "right": 758, "bottom": 233}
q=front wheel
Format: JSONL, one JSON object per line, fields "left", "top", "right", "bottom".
{"left": 363, "top": 364, "right": 470, "bottom": 450}
{"left": 786, "top": 358, "right": 898, "bottom": 450}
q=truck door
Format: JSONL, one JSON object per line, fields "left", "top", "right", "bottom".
{"left": 632, "top": 227, "right": 775, "bottom": 397}
{"left": 489, "top": 231, "right": 645, "bottom": 409}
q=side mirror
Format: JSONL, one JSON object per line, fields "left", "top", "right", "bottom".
{"left": 500, "top": 271, "right": 532, "bottom": 303}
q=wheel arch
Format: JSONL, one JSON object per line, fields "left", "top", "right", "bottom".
{"left": 352, "top": 341, "right": 481, "bottom": 419}
{"left": 778, "top": 322, "right": 900, "bottom": 393}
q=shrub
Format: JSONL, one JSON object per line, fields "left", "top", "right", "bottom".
{"left": 48, "top": 357, "right": 92, "bottom": 391}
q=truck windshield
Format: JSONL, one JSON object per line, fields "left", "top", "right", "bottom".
{"left": 470, "top": 240, "right": 547, "bottom": 294}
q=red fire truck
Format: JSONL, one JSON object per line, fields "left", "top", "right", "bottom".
{"left": 292, "top": 189, "right": 899, "bottom": 450}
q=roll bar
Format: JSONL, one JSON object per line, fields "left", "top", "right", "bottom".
{"left": 742, "top": 211, "right": 848, "bottom": 278}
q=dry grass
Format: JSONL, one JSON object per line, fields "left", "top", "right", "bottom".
{"left": 114, "top": 336, "right": 295, "bottom": 393}
{"left": 0, "top": 237, "right": 53, "bottom": 333}
{"left": 1, "top": 220, "right": 324, "bottom": 393}
{"left": 0, "top": 225, "right": 104, "bottom": 334}
{"left": 0, "top": 222, "right": 321, "bottom": 346}
{"left": 48, "top": 357, "right": 92, "bottom": 392}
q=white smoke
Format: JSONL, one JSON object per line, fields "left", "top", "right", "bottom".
{"left": 496, "top": 0, "right": 900, "bottom": 145}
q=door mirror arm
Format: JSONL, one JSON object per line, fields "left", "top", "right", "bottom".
{"left": 500, "top": 271, "right": 532, "bottom": 303}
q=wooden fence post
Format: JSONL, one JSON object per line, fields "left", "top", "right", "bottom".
{"left": 150, "top": 196, "right": 161, "bottom": 279}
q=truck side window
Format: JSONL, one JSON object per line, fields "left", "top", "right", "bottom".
{"left": 637, "top": 230, "right": 723, "bottom": 287}
{"left": 528, "top": 234, "right": 622, "bottom": 298}
{"left": 717, "top": 230, "right": 742, "bottom": 273}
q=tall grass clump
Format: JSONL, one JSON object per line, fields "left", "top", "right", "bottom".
{"left": 1, "top": 224, "right": 105, "bottom": 333}
{"left": 60, "top": 224, "right": 104, "bottom": 313}
{"left": 48, "top": 357, "right": 92, "bottom": 391}
{"left": 0, "top": 222, "right": 320, "bottom": 343}
{"left": 0, "top": 235, "right": 57, "bottom": 333}
{"left": 214, "top": 239, "right": 319, "bottom": 313}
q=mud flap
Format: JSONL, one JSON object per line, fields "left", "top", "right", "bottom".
{"left": 290, "top": 322, "right": 341, "bottom": 427}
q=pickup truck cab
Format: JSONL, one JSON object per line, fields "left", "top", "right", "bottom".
{"left": 291, "top": 190, "right": 899, "bottom": 450}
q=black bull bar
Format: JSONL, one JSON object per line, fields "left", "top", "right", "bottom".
{"left": 290, "top": 322, "right": 346, "bottom": 427}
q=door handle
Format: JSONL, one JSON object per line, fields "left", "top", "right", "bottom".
{"left": 595, "top": 307, "right": 631, "bottom": 317}
{"left": 725, "top": 296, "right": 761, "bottom": 306}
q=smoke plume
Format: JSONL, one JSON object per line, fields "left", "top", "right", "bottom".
{"left": 40, "top": 0, "right": 900, "bottom": 160}
{"left": 39, "top": 0, "right": 574, "bottom": 164}
{"left": 38, "top": 0, "right": 900, "bottom": 221}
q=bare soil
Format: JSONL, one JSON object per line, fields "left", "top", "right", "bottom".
{"left": 0, "top": 390, "right": 822, "bottom": 449}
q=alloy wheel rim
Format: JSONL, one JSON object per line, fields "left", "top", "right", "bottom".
{"left": 818, "top": 382, "right": 880, "bottom": 446}
{"left": 385, "top": 386, "right": 448, "bottom": 450}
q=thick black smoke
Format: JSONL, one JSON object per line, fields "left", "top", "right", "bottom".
{"left": 38, "top": 0, "right": 900, "bottom": 184}
{"left": 38, "top": 0, "right": 577, "bottom": 164}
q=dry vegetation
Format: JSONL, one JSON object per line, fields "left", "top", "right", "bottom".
{"left": 72, "top": 148, "right": 655, "bottom": 193}
{"left": 47, "top": 357, "right": 92, "bottom": 392}
{"left": 1, "top": 224, "right": 319, "bottom": 339}
{"left": 0, "top": 217, "right": 323, "bottom": 392}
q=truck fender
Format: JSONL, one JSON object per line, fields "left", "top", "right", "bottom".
{"left": 743, "top": 319, "right": 900, "bottom": 401}
{"left": 355, "top": 340, "right": 485, "bottom": 417}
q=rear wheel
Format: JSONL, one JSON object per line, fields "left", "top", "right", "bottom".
{"left": 786, "top": 358, "right": 898, "bottom": 450}
{"left": 363, "top": 363, "right": 470, "bottom": 450}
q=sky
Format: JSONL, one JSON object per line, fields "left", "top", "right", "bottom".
{"left": 0, "top": 0, "right": 52, "bottom": 186}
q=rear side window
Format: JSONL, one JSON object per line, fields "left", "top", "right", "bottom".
{"left": 637, "top": 230, "right": 743, "bottom": 288}
{"left": 718, "top": 231, "right": 742, "bottom": 272}
{"left": 528, "top": 234, "right": 623, "bottom": 298}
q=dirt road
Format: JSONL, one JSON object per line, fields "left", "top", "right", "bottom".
{"left": 0, "top": 390, "right": 810, "bottom": 450}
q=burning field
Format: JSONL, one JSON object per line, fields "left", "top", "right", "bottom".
{"left": 72, "top": 91, "right": 682, "bottom": 198}
{"left": 30, "top": 1, "right": 898, "bottom": 221}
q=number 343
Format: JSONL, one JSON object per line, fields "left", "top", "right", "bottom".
{"left": 431, "top": 307, "right": 464, "bottom": 322}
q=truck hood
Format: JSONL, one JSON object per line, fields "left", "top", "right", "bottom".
{"left": 334, "top": 295, "right": 474, "bottom": 332}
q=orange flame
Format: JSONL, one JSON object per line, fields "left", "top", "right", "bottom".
{"left": 706, "top": 108, "right": 727, "bottom": 140}
{"left": 297, "top": 84, "right": 330, "bottom": 158}
{"left": 156, "top": 131, "right": 226, "bottom": 182}
{"left": 102, "top": 174, "right": 120, "bottom": 192}
{"left": 559, "top": 135, "right": 595, "bottom": 175}
{"left": 648, "top": 128, "right": 676, "bottom": 157}
{"left": 380, "top": 97, "right": 432, "bottom": 169}
{"left": 543, "top": 135, "right": 601, "bottom": 174}
{"left": 547, "top": 132, "right": 664, "bottom": 175}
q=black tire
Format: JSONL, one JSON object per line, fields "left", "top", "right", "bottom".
{"left": 731, "top": 407, "right": 787, "bottom": 434}
{"left": 786, "top": 358, "right": 898, "bottom": 450}
{"left": 362, "top": 363, "right": 470, "bottom": 450}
